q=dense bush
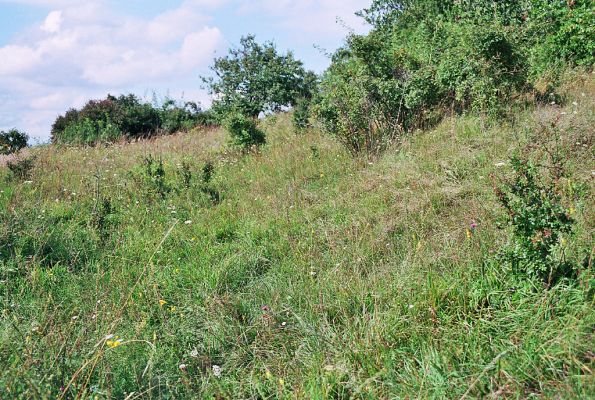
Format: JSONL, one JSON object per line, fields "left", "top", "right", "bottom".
{"left": 159, "top": 99, "right": 215, "bottom": 134}
{"left": 315, "top": 0, "right": 594, "bottom": 154}
{"left": 6, "top": 156, "right": 36, "bottom": 181}
{"left": 493, "top": 121, "right": 588, "bottom": 285}
{"left": 0, "top": 129, "right": 28, "bottom": 155}
{"left": 51, "top": 94, "right": 213, "bottom": 145}
{"left": 224, "top": 112, "right": 266, "bottom": 149}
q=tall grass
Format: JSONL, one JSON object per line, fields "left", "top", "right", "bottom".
{"left": 0, "top": 74, "right": 593, "bottom": 398}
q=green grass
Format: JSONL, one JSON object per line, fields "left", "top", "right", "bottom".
{"left": 0, "top": 75, "right": 593, "bottom": 399}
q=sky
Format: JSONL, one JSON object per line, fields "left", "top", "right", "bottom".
{"left": 0, "top": 0, "right": 370, "bottom": 142}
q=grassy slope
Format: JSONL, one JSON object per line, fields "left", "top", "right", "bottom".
{"left": 0, "top": 74, "right": 593, "bottom": 399}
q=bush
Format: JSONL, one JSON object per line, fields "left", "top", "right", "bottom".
{"left": 0, "top": 129, "right": 28, "bottom": 155}
{"left": 316, "top": 0, "right": 593, "bottom": 154}
{"left": 51, "top": 94, "right": 213, "bottom": 145}
{"left": 6, "top": 156, "right": 36, "bottom": 181}
{"left": 527, "top": 0, "right": 595, "bottom": 92}
{"left": 492, "top": 123, "right": 586, "bottom": 284}
{"left": 159, "top": 99, "right": 214, "bottom": 135}
{"left": 224, "top": 113, "right": 266, "bottom": 149}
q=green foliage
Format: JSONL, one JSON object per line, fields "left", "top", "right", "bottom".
{"left": 6, "top": 156, "right": 36, "bottom": 181}
{"left": 58, "top": 117, "right": 123, "bottom": 145}
{"left": 143, "top": 155, "right": 170, "bottom": 198}
{"left": 159, "top": 99, "right": 214, "bottom": 135}
{"left": 0, "top": 129, "right": 28, "bottom": 155}
{"left": 51, "top": 94, "right": 213, "bottom": 145}
{"left": 494, "top": 157, "right": 575, "bottom": 283}
{"left": 317, "top": 0, "right": 593, "bottom": 154}
{"left": 203, "top": 35, "right": 316, "bottom": 124}
{"left": 224, "top": 112, "right": 266, "bottom": 149}
{"left": 493, "top": 122, "right": 586, "bottom": 284}
{"left": 528, "top": 0, "right": 595, "bottom": 85}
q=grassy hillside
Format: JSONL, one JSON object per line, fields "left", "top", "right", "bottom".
{"left": 0, "top": 73, "right": 593, "bottom": 398}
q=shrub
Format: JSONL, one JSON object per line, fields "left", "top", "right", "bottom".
{"left": 112, "top": 94, "right": 161, "bottom": 137}
{"left": 51, "top": 94, "right": 213, "bottom": 145}
{"left": 159, "top": 99, "right": 214, "bottom": 135}
{"left": 6, "top": 156, "right": 35, "bottom": 181}
{"left": 316, "top": 0, "right": 593, "bottom": 154}
{"left": 492, "top": 122, "right": 586, "bottom": 284}
{"left": 59, "top": 118, "right": 122, "bottom": 145}
{"left": 528, "top": 0, "right": 595, "bottom": 82}
{"left": 0, "top": 129, "right": 28, "bottom": 155}
{"left": 224, "top": 113, "right": 266, "bottom": 149}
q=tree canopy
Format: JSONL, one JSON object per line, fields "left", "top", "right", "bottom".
{"left": 203, "top": 35, "right": 315, "bottom": 118}
{"left": 0, "top": 129, "right": 28, "bottom": 155}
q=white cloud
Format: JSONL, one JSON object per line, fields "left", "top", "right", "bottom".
{"left": 41, "top": 10, "right": 63, "bottom": 33}
{"left": 0, "top": 1, "right": 225, "bottom": 140}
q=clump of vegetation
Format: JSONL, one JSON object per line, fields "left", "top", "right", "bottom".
{"left": 51, "top": 94, "right": 213, "bottom": 145}
{"left": 315, "top": 0, "right": 594, "bottom": 154}
{"left": 6, "top": 156, "right": 36, "bottom": 181}
{"left": 493, "top": 121, "right": 588, "bottom": 285}
{"left": 0, "top": 129, "right": 28, "bottom": 155}
{"left": 203, "top": 35, "right": 317, "bottom": 146}
{"left": 224, "top": 112, "right": 266, "bottom": 149}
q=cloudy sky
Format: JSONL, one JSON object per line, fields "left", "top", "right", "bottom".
{"left": 0, "top": 0, "right": 369, "bottom": 142}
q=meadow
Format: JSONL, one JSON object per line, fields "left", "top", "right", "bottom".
{"left": 0, "top": 72, "right": 593, "bottom": 398}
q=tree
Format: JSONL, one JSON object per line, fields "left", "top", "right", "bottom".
{"left": 203, "top": 35, "right": 314, "bottom": 119}
{"left": 0, "top": 129, "right": 28, "bottom": 155}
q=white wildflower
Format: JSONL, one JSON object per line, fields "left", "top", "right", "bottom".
{"left": 212, "top": 365, "right": 222, "bottom": 378}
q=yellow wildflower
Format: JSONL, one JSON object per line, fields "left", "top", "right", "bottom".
{"left": 170, "top": 306, "right": 177, "bottom": 312}
{"left": 159, "top": 299, "right": 167, "bottom": 307}
{"left": 466, "top": 229, "right": 472, "bottom": 239}
{"left": 106, "top": 338, "right": 123, "bottom": 348}
{"left": 265, "top": 369, "right": 272, "bottom": 379}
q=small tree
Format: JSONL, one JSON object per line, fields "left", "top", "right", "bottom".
{"left": 0, "top": 129, "right": 28, "bottom": 155}
{"left": 203, "top": 35, "right": 313, "bottom": 119}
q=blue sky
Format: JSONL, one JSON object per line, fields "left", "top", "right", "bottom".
{"left": 0, "top": 0, "right": 370, "bottom": 141}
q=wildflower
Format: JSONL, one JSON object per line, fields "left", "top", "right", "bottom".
{"left": 309, "top": 270, "right": 317, "bottom": 277}
{"left": 106, "top": 338, "right": 123, "bottom": 348}
{"left": 190, "top": 349, "right": 199, "bottom": 358}
{"left": 279, "top": 378, "right": 285, "bottom": 386}
{"left": 184, "top": 220, "right": 192, "bottom": 225}
{"left": 466, "top": 228, "right": 472, "bottom": 239}
{"left": 265, "top": 369, "right": 273, "bottom": 379}
{"left": 179, "top": 363, "right": 187, "bottom": 371}
{"left": 261, "top": 305, "right": 270, "bottom": 312}
{"left": 170, "top": 306, "right": 177, "bottom": 312}
{"left": 408, "top": 304, "right": 414, "bottom": 309}
{"left": 159, "top": 299, "right": 167, "bottom": 307}
{"left": 560, "top": 237, "right": 567, "bottom": 246}
{"left": 212, "top": 365, "right": 222, "bottom": 378}
{"left": 470, "top": 221, "right": 478, "bottom": 230}
{"left": 494, "top": 162, "right": 506, "bottom": 167}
